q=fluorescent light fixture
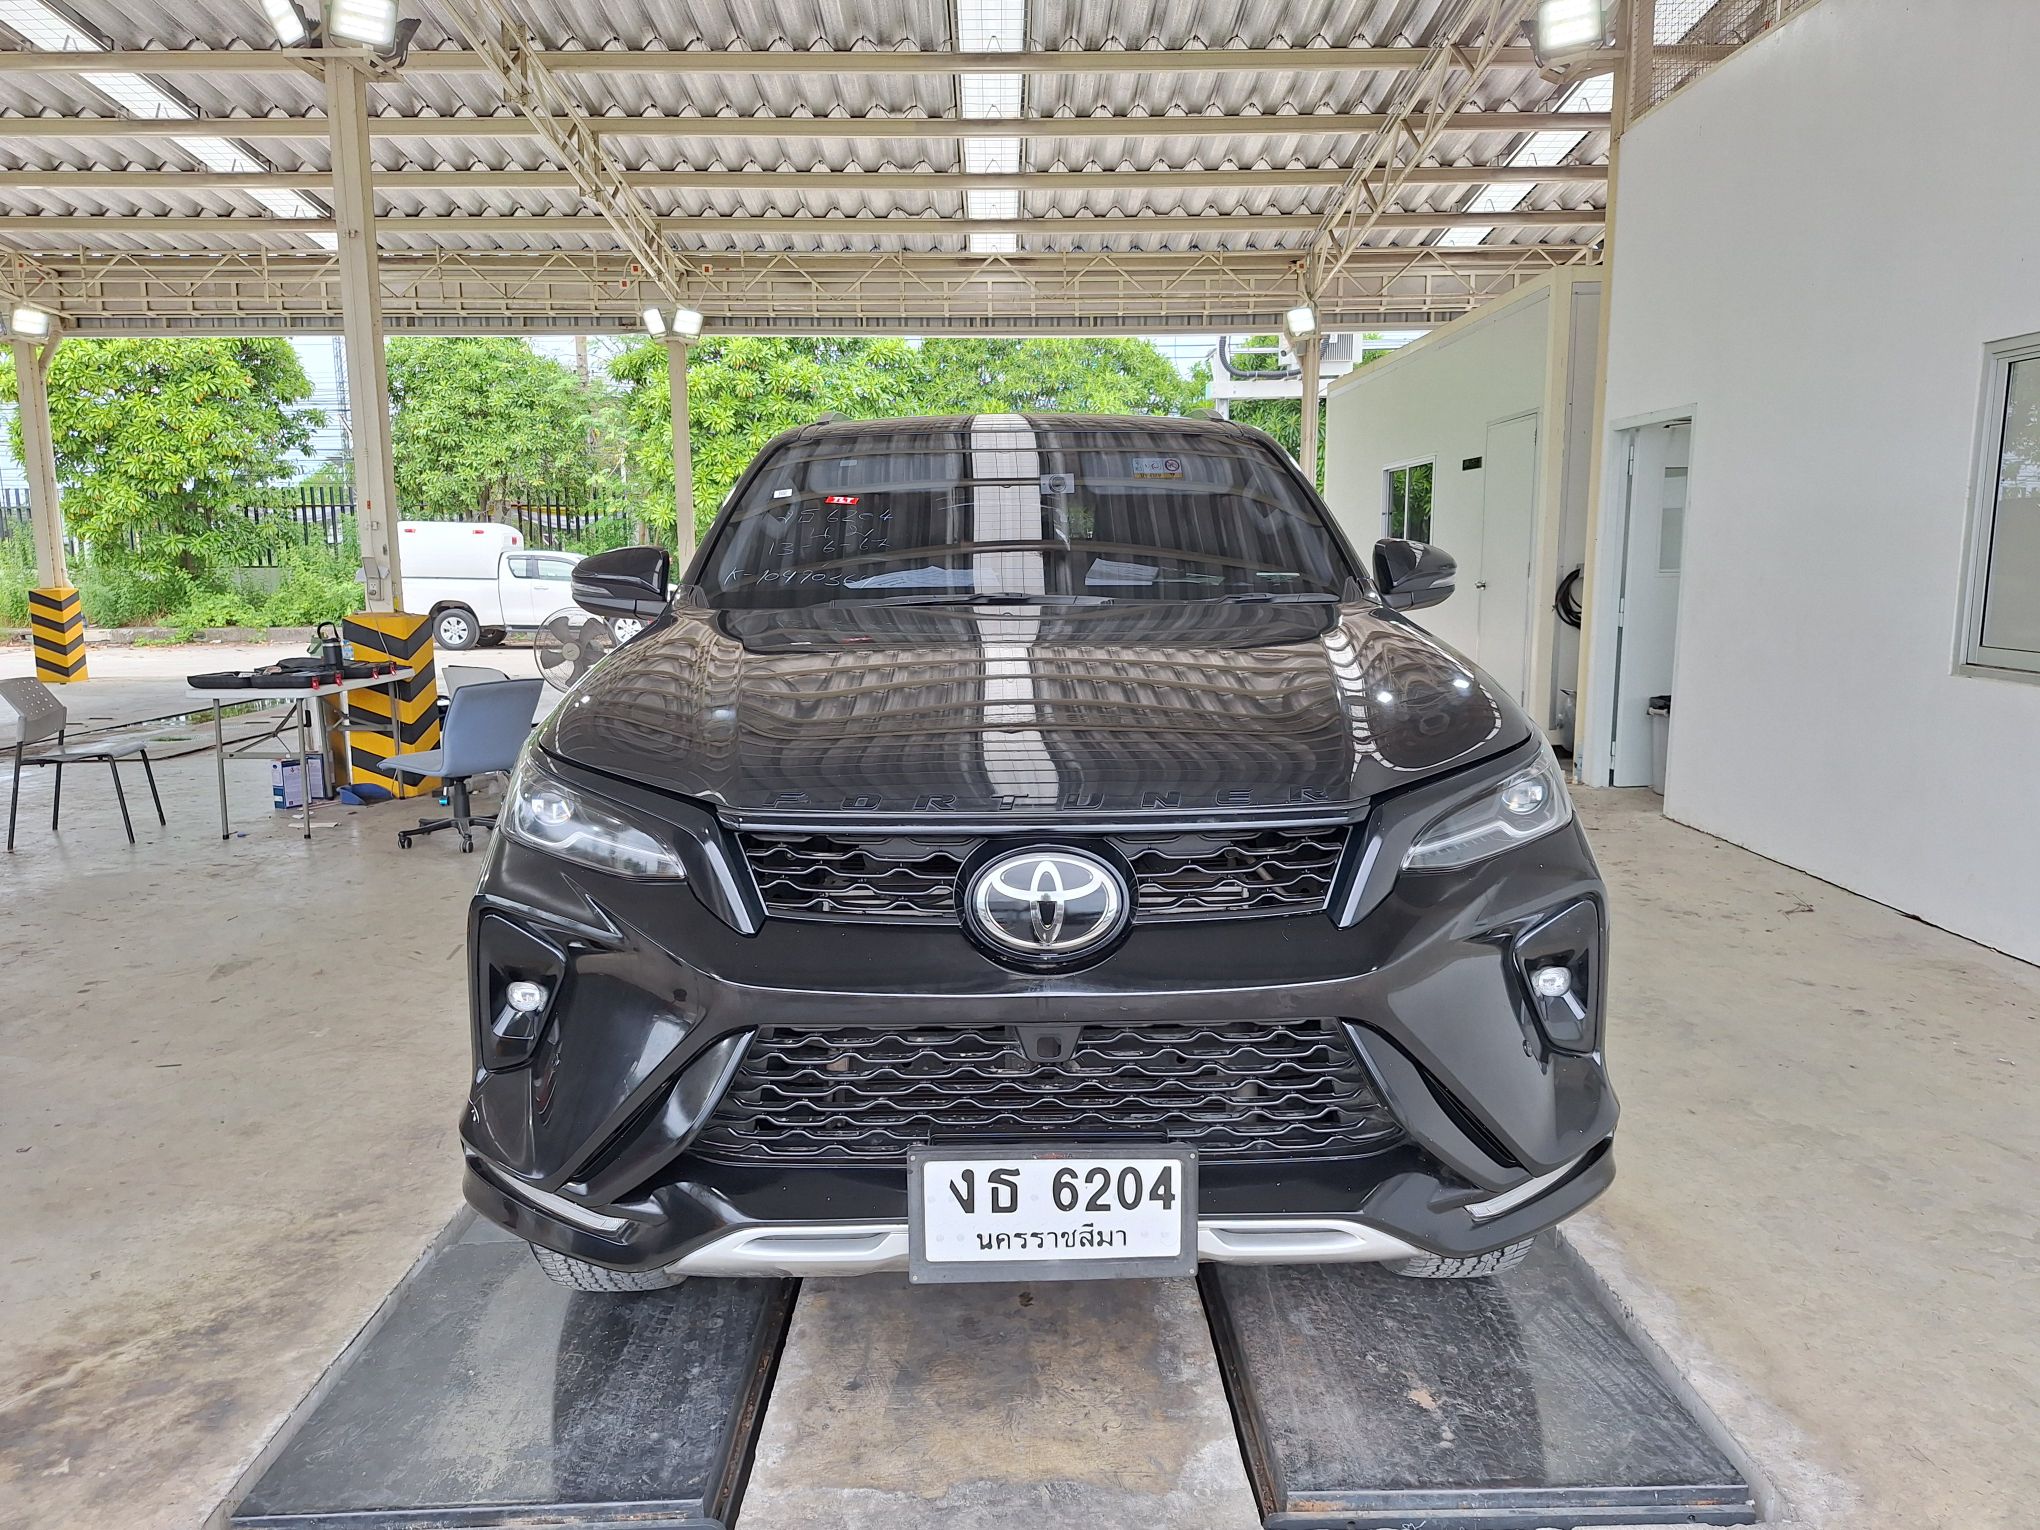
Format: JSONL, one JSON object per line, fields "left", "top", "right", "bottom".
{"left": 0, "top": 0, "right": 96, "bottom": 49}
{"left": 1282, "top": 304, "right": 1318, "bottom": 341}
{"left": 263, "top": 0, "right": 309, "bottom": 46}
{"left": 1533, "top": 0, "right": 1610, "bottom": 64}
{"left": 670, "top": 306, "right": 705, "bottom": 339}
{"left": 330, "top": 0, "right": 399, "bottom": 49}
{"left": 641, "top": 305, "right": 667, "bottom": 337}
{"left": 957, "top": 0, "right": 1025, "bottom": 52}
{"left": 10, "top": 305, "right": 53, "bottom": 338}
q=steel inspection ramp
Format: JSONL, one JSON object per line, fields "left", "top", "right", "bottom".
{"left": 228, "top": 1222, "right": 1754, "bottom": 1530}
{"left": 1203, "top": 1239, "right": 1758, "bottom": 1529}
{"left": 229, "top": 1216, "right": 791, "bottom": 1530}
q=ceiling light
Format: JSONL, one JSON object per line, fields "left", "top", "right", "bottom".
{"left": 1533, "top": 0, "right": 1611, "bottom": 65}
{"left": 641, "top": 305, "right": 667, "bottom": 338}
{"left": 330, "top": 0, "right": 399, "bottom": 49}
{"left": 10, "top": 305, "right": 53, "bottom": 338}
{"left": 670, "top": 306, "right": 704, "bottom": 339}
{"left": 262, "top": 0, "right": 309, "bottom": 46}
{"left": 1282, "top": 304, "right": 1318, "bottom": 341}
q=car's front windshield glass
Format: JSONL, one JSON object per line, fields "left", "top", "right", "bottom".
{"left": 695, "top": 418, "right": 1358, "bottom": 609}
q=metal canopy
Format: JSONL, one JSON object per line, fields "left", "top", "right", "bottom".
{"left": 0, "top": 0, "right": 1640, "bottom": 336}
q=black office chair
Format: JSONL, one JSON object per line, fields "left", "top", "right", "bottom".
{"left": 3, "top": 677, "right": 167, "bottom": 852}
{"left": 386, "top": 677, "right": 543, "bottom": 852}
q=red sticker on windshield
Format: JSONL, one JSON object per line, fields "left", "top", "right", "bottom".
{"left": 824, "top": 494, "right": 861, "bottom": 505}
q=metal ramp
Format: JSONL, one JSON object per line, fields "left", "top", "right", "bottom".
{"left": 230, "top": 1218, "right": 792, "bottom": 1530}
{"left": 230, "top": 1223, "right": 1754, "bottom": 1530}
{"left": 1203, "top": 1241, "right": 1757, "bottom": 1529}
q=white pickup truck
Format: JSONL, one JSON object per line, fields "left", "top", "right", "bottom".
{"left": 398, "top": 521, "right": 586, "bottom": 651}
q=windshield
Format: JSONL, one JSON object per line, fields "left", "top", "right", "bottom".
{"left": 695, "top": 417, "right": 1359, "bottom": 609}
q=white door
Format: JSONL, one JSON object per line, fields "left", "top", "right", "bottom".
{"left": 500, "top": 553, "right": 578, "bottom": 628}
{"left": 1609, "top": 421, "right": 1690, "bottom": 787}
{"left": 1474, "top": 412, "right": 1539, "bottom": 703}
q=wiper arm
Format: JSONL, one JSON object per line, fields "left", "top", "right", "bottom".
{"left": 869, "top": 592, "right": 1072, "bottom": 606}
{"left": 1209, "top": 591, "right": 1342, "bottom": 603}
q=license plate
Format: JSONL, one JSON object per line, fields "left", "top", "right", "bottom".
{"left": 907, "top": 1146, "right": 1197, "bottom": 1284}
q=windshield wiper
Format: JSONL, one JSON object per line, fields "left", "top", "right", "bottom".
{"left": 869, "top": 592, "right": 1075, "bottom": 606}
{"left": 1209, "top": 591, "right": 1342, "bottom": 603}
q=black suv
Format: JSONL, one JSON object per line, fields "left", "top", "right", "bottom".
{"left": 462, "top": 415, "right": 1616, "bottom": 1292}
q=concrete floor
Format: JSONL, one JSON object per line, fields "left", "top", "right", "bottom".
{"left": 1, "top": 644, "right": 2034, "bottom": 1530}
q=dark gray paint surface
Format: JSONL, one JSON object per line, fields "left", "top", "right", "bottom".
{"left": 233, "top": 1229, "right": 791, "bottom": 1530}
{"left": 1204, "top": 1239, "right": 1756, "bottom": 1529}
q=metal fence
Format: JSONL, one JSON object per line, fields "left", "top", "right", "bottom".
{"left": 1642, "top": 0, "right": 1824, "bottom": 113}
{"left": 0, "top": 485, "right": 618, "bottom": 566}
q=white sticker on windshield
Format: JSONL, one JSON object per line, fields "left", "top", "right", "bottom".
{"left": 1130, "top": 455, "right": 1184, "bottom": 480}
{"left": 1039, "top": 472, "right": 1075, "bottom": 495}
{"left": 1086, "top": 559, "right": 1160, "bottom": 586}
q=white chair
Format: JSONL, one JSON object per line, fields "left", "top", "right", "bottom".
{"left": 2, "top": 677, "right": 166, "bottom": 852}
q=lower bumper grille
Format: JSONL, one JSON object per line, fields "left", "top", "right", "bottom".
{"left": 690, "top": 1020, "right": 1404, "bottom": 1165}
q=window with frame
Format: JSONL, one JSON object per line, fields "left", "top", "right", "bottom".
{"left": 1962, "top": 335, "right": 2040, "bottom": 677}
{"left": 1384, "top": 461, "right": 1434, "bottom": 542}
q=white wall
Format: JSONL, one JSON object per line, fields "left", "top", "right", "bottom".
{"left": 1593, "top": 0, "right": 2040, "bottom": 962}
{"left": 1323, "top": 284, "right": 1552, "bottom": 671}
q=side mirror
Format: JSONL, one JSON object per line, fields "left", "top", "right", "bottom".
{"left": 571, "top": 545, "right": 672, "bottom": 621}
{"left": 1372, "top": 539, "right": 1456, "bottom": 611}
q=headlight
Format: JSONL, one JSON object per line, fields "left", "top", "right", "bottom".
{"left": 501, "top": 751, "right": 685, "bottom": 879}
{"left": 1403, "top": 745, "right": 1574, "bottom": 871}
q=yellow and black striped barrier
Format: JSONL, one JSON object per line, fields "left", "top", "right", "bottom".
{"left": 341, "top": 611, "right": 439, "bottom": 797}
{"left": 28, "top": 585, "right": 87, "bottom": 683}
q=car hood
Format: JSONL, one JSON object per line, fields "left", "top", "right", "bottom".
{"left": 539, "top": 600, "right": 1527, "bottom": 819}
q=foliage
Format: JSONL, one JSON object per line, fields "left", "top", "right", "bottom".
{"left": 607, "top": 335, "right": 1205, "bottom": 540}
{"left": 386, "top": 337, "right": 596, "bottom": 519}
{"left": 1, "top": 338, "right": 321, "bottom": 583}
{"left": 913, "top": 338, "right": 1206, "bottom": 417}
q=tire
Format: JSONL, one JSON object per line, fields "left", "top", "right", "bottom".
{"left": 478, "top": 627, "right": 508, "bottom": 648}
{"left": 529, "top": 1243, "right": 686, "bottom": 1293}
{"left": 1386, "top": 1240, "right": 1534, "bottom": 1281}
{"left": 609, "top": 616, "right": 646, "bottom": 644}
{"left": 434, "top": 606, "right": 480, "bottom": 652}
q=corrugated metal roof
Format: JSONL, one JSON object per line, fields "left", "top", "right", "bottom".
{"left": 0, "top": 0, "right": 1622, "bottom": 328}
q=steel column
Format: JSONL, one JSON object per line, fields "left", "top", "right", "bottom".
{"left": 326, "top": 59, "right": 403, "bottom": 610}
{"left": 11, "top": 336, "right": 66, "bottom": 586}
{"left": 667, "top": 338, "right": 696, "bottom": 567}
{"left": 1297, "top": 334, "right": 1323, "bottom": 487}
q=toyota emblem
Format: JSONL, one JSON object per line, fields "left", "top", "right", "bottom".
{"left": 965, "top": 847, "right": 1129, "bottom": 961}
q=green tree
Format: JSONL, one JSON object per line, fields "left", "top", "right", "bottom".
{"left": 1, "top": 337, "right": 320, "bottom": 579}
{"left": 386, "top": 337, "right": 597, "bottom": 519}
{"left": 914, "top": 337, "right": 1205, "bottom": 417}
{"left": 608, "top": 337, "right": 930, "bottom": 539}
{"left": 608, "top": 334, "right": 1205, "bottom": 542}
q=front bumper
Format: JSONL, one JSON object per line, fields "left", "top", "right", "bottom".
{"left": 465, "top": 1138, "right": 1615, "bottom": 1276}
{"left": 460, "top": 738, "right": 1618, "bottom": 1274}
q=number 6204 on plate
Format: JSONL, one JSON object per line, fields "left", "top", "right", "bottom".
{"left": 906, "top": 1146, "right": 1198, "bottom": 1284}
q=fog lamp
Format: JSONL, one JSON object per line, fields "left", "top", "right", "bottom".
{"left": 1530, "top": 965, "right": 1573, "bottom": 999}
{"left": 505, "top": 980, "right": 549, "bottom": 1013}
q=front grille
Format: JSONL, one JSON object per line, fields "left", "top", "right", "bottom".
{"left": 689, "top": 1020, "right": 1404, "bottom": 1165}
{"left": 737, "top": 826, "right": 1348, "bottom": 922}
